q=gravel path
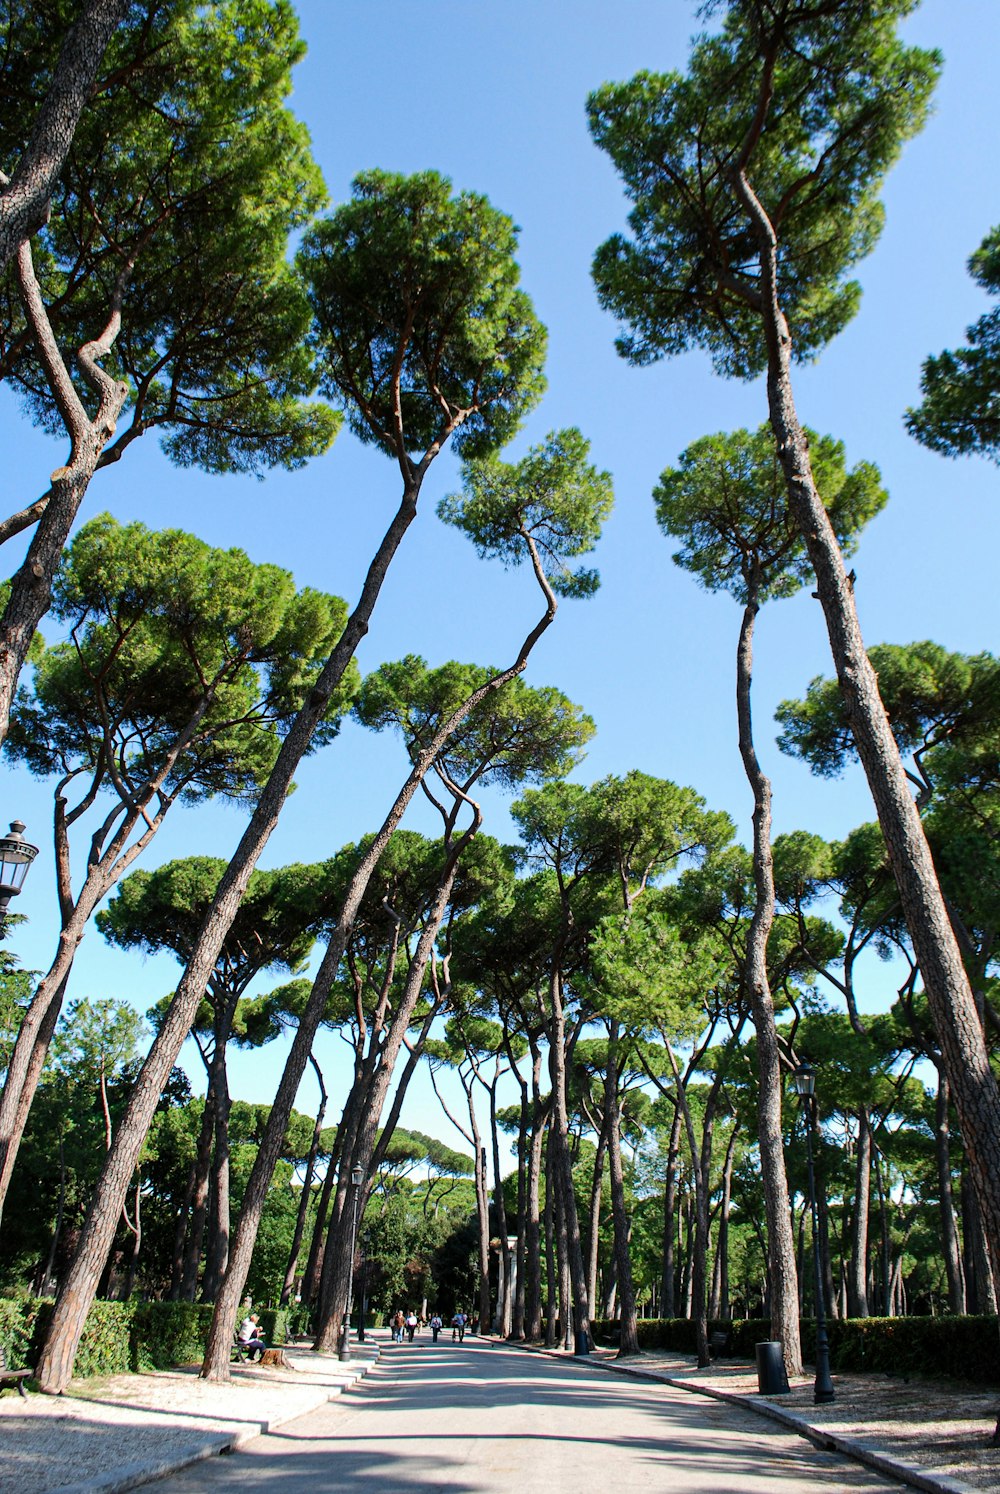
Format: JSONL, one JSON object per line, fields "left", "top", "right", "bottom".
{"left": 0, "top": 1343, "right": 379, "bottom": 1494}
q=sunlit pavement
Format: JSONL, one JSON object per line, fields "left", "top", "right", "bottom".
{"left": 151, "top": 1335, "right": 903, "bottom": 1493}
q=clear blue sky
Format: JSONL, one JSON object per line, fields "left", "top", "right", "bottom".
{"left": 3, "top": 0, "right": 998, "bottom": 1166}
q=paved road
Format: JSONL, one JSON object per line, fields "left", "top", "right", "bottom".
{"left": 155, "top": 1338, "right": 901, "bottom": 1493}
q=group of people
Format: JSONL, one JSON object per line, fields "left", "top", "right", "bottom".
{"left": 389, "top": 1309, "right": 472, "bottom": 1343}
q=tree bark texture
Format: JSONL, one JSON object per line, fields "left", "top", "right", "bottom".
{"left": 280, "top": 1058, "right": 327, "bottom": 1307}
{"left": 735, "top": 590, "right": 801, "bottom": 1375}
{"left": 0, "top": 240, "right": 129, "bottom": 745}
{"left": 734, "top": 162, "right": 1000, "bottom": 1296}
{"left": 661, "top": 1105, "right": 682, "bottom": 1319}
{"left": 604, "top": 1022, "right": 639, "bottom": 1356}
{"left": 934, "top": 1074, "right": 966, "bottom": 1315}
{"left": 847, "top": 1107, "right": 872, "bottom": 1319}
{"left": 547, "top": 976, "right": 590, "bottom": 1350}
{"left": 0, "top": 0, "right": 130, "bottom": 274}
{"left": 33, "top": 475, "right": 424, "bottom": 1394}
{"left": 200, "top": 548, "right": 559, "bottom": 1377}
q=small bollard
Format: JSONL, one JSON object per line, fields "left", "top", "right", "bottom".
{"left": 755, "top": 1340, "right": 790, "bottom": 1395}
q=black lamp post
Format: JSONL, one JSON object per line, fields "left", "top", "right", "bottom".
{"left": 791, "top": 1062, "right": 835, "bottom": 1404}
{"left": 0, "top": 821, "right": 38, "bottom": 913}
{"left": 338, "top": 1164, "right": 365, "bottom": 1362}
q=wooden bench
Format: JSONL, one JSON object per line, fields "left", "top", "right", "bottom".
{"left": 231, "top": 1332, "right": 248, "bottom": 1363}
{"left": 0, "top": 1343, "right": 31, "bottom": 1397}
{"left": 709, "top": 1329, "right": 732, "bottom": 1359}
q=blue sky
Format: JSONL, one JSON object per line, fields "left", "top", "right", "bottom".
{"left": 3, "top": 0, "right": 998, "bottom": 1166}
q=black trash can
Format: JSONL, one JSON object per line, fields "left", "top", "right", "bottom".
{"left": 755, "top": 1340, "right": 790, "bottom": 1395}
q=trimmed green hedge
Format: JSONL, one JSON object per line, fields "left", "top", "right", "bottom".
{"left": 0, "top": 1298, "right": 283, "bottom": 1379}
{"left": 590, "top": 1315, "right": 1000, "bottom": 1385}
{"left": 131, "top": 1302, "right": 215, "bottom": 1370}
{"left": 257, "top": 1307, "right": 288, "bottom": 1346}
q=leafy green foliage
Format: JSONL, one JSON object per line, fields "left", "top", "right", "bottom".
{"left": 354, "top": 658, "right": 595, "bottom": 794}
{"left": 130, "top": 1302, "right": 215, "bottom": 1369}
{"left": 776, "top": 641, "right": 1000, "bottom": 781}
{"left": 0, "top": 0, "right": 339, "bottom": 475}
{"left": 299, "top": 169, "right": 546, "bottom": 460}
{"left": 588, "top": 2, "right": 938, "bottom": 376}
{"left": 438, "top": 428, "right": 613, "bottom": 598}
{"left": 906, "top": 225, "right": 1000, "bottom": 463}
{"left": 655, "top": 425, "right": 886, "bottom": 604}
{"left": 6, "top": 514, "right": 356, "bottom": 803}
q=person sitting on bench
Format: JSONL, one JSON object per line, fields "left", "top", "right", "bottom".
{"left": 238, "top": 1313, "right": 266, "bottom": 1361}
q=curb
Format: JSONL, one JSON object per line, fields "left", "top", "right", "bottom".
{"left": 505, "top": 1341, "right": 982, "bottom": 1494}
{"left": 51, "top": 1345, "right": 381, "bottom": 1494}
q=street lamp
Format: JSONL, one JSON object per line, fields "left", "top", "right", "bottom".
{"left": 791, "top": 1062, "right": 835, "bottom": 1404}
{"left": 0, "top": 822, "right": 38, "bottom": 912}
{"left": 338, "top": 1164, "right": 365, "bottom": 1362}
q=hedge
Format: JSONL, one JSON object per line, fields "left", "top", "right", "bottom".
{"left": 0, "top": 1298, "right": 290, "bottom": 1380}
{"left": 131, "top": 1302, "right": 215, "bottom": 1370}
{"left": 589, "top": 1315, "right": 1000, "bottom": 1385}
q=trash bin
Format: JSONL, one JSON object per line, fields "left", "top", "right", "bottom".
{"left": 755, "top": 1340, "right": 790, "bottom": 1395}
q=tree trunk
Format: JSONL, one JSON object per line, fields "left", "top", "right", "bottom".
{"left": 736, "top": 163, "right": 1000, "bottom": 1292}
{"left": 200, "top": 572, "right": 558, "bottom": 1377}
{"left": 489, "top": 1075, "right": 510, "bottom": 1335}
{"left": 604, "top": 1022, "right": 639, "bottom": 1356}
{"left": 509, "top": 1063, "right": 530, "bottom": 1341}
{"left": 547, "top": 976, "right": 590, "bottom": 1351}
{"left": 816, "top": 1138, "right": 838, "bottom": 1321}
{"left": 200, "top": 1040, "right": 231, "bottom": 1303}
{"left": 280, "top": 1056, "right": 327, "bottom": 1307}
{"left": 735, "top": 586, "right": 801, "bottom": 1375}
{"left": 0, "top": 0, "right": 130, "bottom": 275}
{"left": 543, "top": 1129, "right": 557, "bottom": 1347}
{"left": 711, "top": 1128, "right": 737, "bottom": 1321}
{"left": 525, "top": 1088, "right": 546, "bottom": 1340}
{"left": 847, "top": 1107, "right": 871, "bottom": 1318}
{"left": 934, "top": 1072, "right": 966, "bottom": 1314}
{"left": 33, "top": 469, "right": 426, "bottom": 1394}
{"left": 308, "top": 859, "right": 468, "bottom": 1363}
{"left": 179, "top": 1091, "right": 215, "bottom": 1303}
{"left": 661, "top": 1105, "right": 682, "bottom": 1318}
{"left": 962, "top": 1167, "right": 998, "bottom": 1315}
{"left": 586, "top": 1105, "right": 609, "bottom": 1318}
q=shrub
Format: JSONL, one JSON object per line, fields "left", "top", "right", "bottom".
{"left": 0, "top": 1296, "right": 47, "bottom": 1369}
{"left": 69, "top": 1300, "right": 134, "bottom": 1378}
{"left": 131, "top": 1302, "right": 214, "bottom": 1370}
{"left": 590, "top": 1315, "right": 1000, "bottom": 1385}
{"left": 257, "top": 1307, "right": 289, "bottom": 1346}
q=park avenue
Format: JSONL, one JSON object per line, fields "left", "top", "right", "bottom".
{"left": 153, "top": 1338, "right": 898, "bottom": 1494}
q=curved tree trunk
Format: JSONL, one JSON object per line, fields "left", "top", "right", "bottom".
{"left": 547, "top": 976, "right": 590, "bottom": 1352}
{"left": 33, "top": 473, "right": 425, "bottom": 1395}
{"left": 736, "top": 162, "right": 1000, "bottom": 1291}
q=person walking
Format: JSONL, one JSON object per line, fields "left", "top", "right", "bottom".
{"left": 451, "top": 1309, "right": 466, "bottom": 1342}
{"left": 405, "top": 1310, "right": 418, "bottom": 1343}
{"left": 430, "top": 1312, "right": 442, "bottom": 1342}
{"left": 392, "top": 1310, "right": 405, "bottom": 1343}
